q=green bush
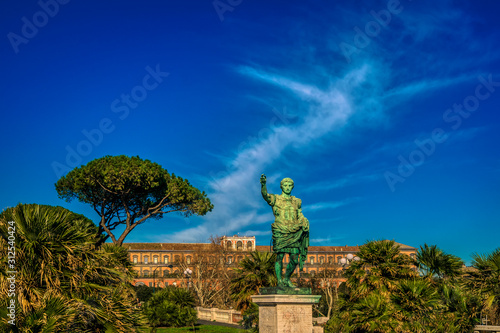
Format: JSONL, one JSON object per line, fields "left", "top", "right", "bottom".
{"left": 143, "top": 287, "right": 197, "bottom": 329}
{"left": 135, "top": 285, "right": 156, "bottom": 303}
{"left": 241, "top": 302, "right": 258, "bottom": 332}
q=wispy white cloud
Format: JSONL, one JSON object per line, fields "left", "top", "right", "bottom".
{"left": 242, "top": 230, "right": 272, "bottom": 237}
{"left": 305, "top": 172, "right": 381, "bottom": 193}
{"left": 382, "top": 74, "right": 476, "bottom": 101}
{"left": 163, "top": 59, "right": 473, "bottom": 243}
{"left": 162, "top": 65, "right": 373, "bottom": 243}
{"left": 304, "top": 198, "right": 359, "bottom": 212}
{"left": 309, "top": 234, "right": 348, "bottom": 245}
{"left": 159, "top": 2, "right": 494, "bottom": 244}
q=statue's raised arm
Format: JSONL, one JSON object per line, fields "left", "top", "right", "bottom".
{"left": 260, "top": 174, "right": 272, "bottom": 204}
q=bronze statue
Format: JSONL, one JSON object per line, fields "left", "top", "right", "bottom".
{"left": 260, "top": 174, "right": 309, "bottom": 288}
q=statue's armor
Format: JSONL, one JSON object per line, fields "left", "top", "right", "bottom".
{"left": 271, "top": 195, "right": 301, "bottom": 229}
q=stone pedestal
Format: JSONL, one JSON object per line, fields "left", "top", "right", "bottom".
{"left": 251, "top": 294, "right": 322, "bottom": 333}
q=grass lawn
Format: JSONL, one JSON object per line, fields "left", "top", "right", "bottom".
{"left": 139, "top": 325, "right": 248, "bottom": 332}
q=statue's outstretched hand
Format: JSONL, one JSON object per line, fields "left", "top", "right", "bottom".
{"left": 260, "top": 174, "right": 267, "bottom": 185}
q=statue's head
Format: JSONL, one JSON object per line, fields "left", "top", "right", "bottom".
{"left": 280, "top": 178, "right": 294, "bottom": 193}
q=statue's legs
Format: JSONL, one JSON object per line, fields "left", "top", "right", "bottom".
{"left": 283, "top": 254, "right": 299, "bottom": 287}
{"left": 275, "top": 253, "right": 284, "bottom": 286}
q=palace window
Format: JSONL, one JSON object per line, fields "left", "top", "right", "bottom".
{"left": 174, "top": 255, "right": 180, "bottom": 263}
{"left": 133, "top": 256, "right": 138, "bottom": 264}
{"left": 310, "top": 257, "right": 315, "bottom": 264}
{"left": 328, "top": 257, "right": 333, "bottom": 264}
{"left": 236, "top": 241, "right": 243, "bottom": 250}
{"left": 320, "top": 257, "right": 324, "bottom": 264}
{"left": 164, "top": 256, "right": 169, "bottom": 264}
{"left": 247, "top": 241, "right": 252, "bottom": 250}
{"left": 153, "top": 256, "right": 158, "bottom": 264}
{"left": 186, "top": 256, "right": 192, "bottom": 264}
{"left": 144, "top": 256, "right": 149, "bottom": 264}
{"left": 143, "top": 270, "right": 150, "bottom": 277}
{"left": 163, "top": 270, "right": 168, "bottom": 277}
{"left": 226, "top": 241, "right": 232, "bottom": 249}
{"left": 228, "top": 256, "right": 233, "bottom": 264}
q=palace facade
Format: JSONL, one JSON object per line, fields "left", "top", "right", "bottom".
{"left": 125, "top": 235, "right": 417, "bottom": 287}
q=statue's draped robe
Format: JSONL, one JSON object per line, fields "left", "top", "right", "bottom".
{"left": 267, "top": 194, "right": 309, "bottom": 270}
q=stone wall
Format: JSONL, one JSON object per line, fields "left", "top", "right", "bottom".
{"left": 196, "top": 307, "right": 243, "bottom": 325}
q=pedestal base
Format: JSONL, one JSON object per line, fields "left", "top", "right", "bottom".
{"left": 251, "top": 294, "right": 323, "bottom": 333}
{"left": 260, "top": 287, "right": 311, "bottom": 295}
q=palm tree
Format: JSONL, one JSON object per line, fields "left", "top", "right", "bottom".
{"left": 0, "top": 203, "right": 145, "bottom": 332}
{"left": 230, "top": 251, "right": 277, "bottom": 311}
{"left": 329, "top": 240, "right": 482, "bottom": 332}
{"left": 329, "top": 240, "right": 417, "bottom": 332}
{"left": 351, "top": 291, "right": 399, "bottom": 333}
{"left": 391, "top": 279, "right": 441, "bottom": 332}
{"left": 436, "top": 282, "right": 482, "bottom": 332}
{"left": 467, "top": 248, "right": 500, "bottom": 325}
{"left": 417, "top": 244, "right": 463, "bottom": 281}
{"left": 344, "top": 240, "right": 417, "bottom": 300}
{"left": 143, "top": 287, "right": 197, "bottom": 330}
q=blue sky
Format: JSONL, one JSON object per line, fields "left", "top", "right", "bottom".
{"left": 1, "top": 0, "right": 499, "bottom": 265}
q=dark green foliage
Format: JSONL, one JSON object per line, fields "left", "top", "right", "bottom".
{"left": 466, "top": 248, "right": 500, "bottom": 325}
{"left": 135, "top": 285, "right": 156, "bottom": 303}
{"left": 55, "top": 155, "right": 213, "bottom": 245}
{"left": 417, "top": 244, "right": 464, "bottom": 280}
{"left": 326, "top": 240, "right": 481, "bottom": 333}
{"left": 241, "top": 301, "right": 259, "bottom": 332}
{"left": 0, "top": 203, "right": 145, "bottom": 332}
{"left": 143, "top": 287, "right": 197, "bottom": 329}
{"left": 230, "top": 251, "right": 277, "bottom": 312}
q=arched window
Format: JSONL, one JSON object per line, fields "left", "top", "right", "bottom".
{"left": 310, "top": 257, "right": 315, "bottom": 264}
{"left": 174, "top": 255, "right": 180, "bottom": 263}
{"left": 153, "top": 256, "right": 158, "bottom": 264}
{"left": 247, "top": 241, "right": 252, "bottom": 250}
{"left": 320, "top": 257, "right": 324, "bottom": 264}
{"left": 164, "top": 256, "right": 169, "bottom": 264}
{"left": 144, "top": 256, "right": 149, "bottom": 264}
{"left": 186, "top": 256, "right": 192, "bottom": 264}
{"left": 328, "top": 257, "right": 333, "bottom": 264}
{"left": 226, "top": 241, "right": 232, "bottom": 249}
{"left": 236, "top": 241, "right": 243, "bottom": 250}
{"left": 228, "top": 256, "right": 233, "bottom": 264}
{"left": 133, "top": 256, "right": 138, "bottom": 264}
{"left": 143, "top": 270, "right": 150, "bottom": 277}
